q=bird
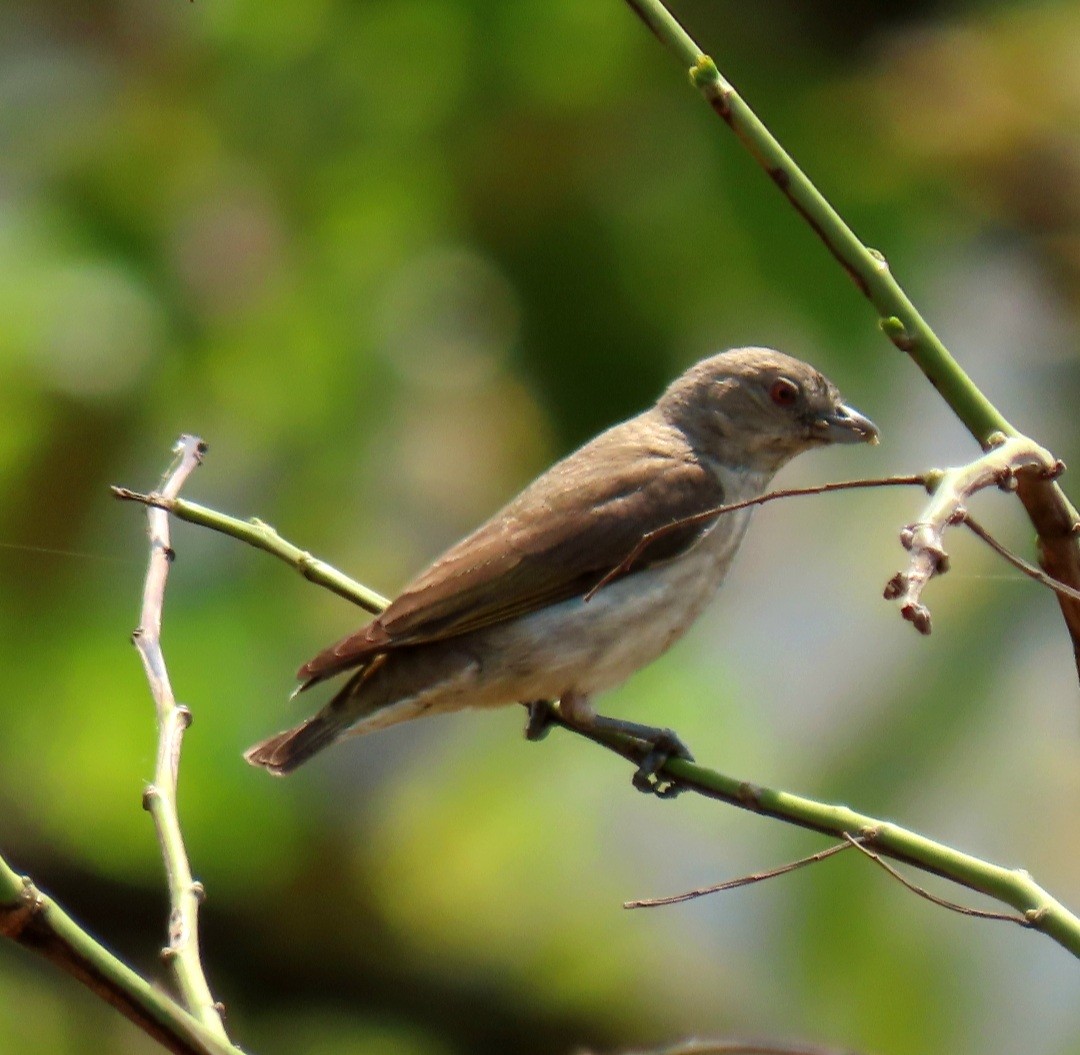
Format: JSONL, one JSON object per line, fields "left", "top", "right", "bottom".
{"left": 245, "top": 347, "right": 877, "bottom": 785}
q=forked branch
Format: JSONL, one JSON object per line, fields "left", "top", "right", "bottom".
{"left": 111, "top": 460, "right": 1080, "bottom": 960}
{"left": 883, "top": 436, "right": 1064, "bottom": 633}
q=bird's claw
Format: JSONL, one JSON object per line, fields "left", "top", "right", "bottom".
{"left": 523, "top": 700, "right": 557, "bottom": 741}
{"left": 632, "top": 728, "right": 693, "bottom": 798}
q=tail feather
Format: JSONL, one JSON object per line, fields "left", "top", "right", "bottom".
{"left": 246, "top": 657, "right": 400, "bottom": 775}
{"left": 243, "top": 713, "right": 344, "bottom": 776}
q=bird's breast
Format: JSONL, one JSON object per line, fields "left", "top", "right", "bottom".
{"left": 464, "top": 495, "right": 760, "bottom": 702}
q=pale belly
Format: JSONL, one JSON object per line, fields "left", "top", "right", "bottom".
{"left": 459, "top": 502, "right": 756, "bottom": 704}
{"left": 346, "top": 470, "right": 767, "bottom": 735}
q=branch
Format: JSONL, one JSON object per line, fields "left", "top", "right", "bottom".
{"left": 0, "top": 854, "right": 240, "bottom": 1055}
{"left": 624, "top": 841, "right": 856, "bottom": 908}
{"left": 882, "top": 435, "right": 1063, "bottom": 633}
{"left": 109, "top": 487, "right": 1080, "bottom": 960}
{"left": 839, "top": 833, "right": 1028, "bottom": 928}
{"left": 621, "top": 0, "right": 1080, "bottom": 679}
{"left": 130, "top": 436, "right": 229, "bottom": 1039}
{"left": 550, "top": 713, "right": 1080, "bottom": 959}
{"left": 112, "top": 487, "right": 388, "bottom": 614}
{"left": 590, "top": 1041, "right": 865, "bottom": 1055}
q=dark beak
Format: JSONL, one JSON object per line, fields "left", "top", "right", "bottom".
{"left": 815, "top": 402, "right": 879, "bottom": 445}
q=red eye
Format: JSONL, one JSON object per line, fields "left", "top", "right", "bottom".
{"left": 769, "top": 378, "right": 799, "bottom": 407}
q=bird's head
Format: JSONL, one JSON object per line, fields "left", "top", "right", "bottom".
{"left": 658, "top": 347, "right": 878, "bottom": 475}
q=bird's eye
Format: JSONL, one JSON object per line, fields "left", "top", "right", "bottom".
{"left": 769, "top": 378, "right": 799, "bottom": 407}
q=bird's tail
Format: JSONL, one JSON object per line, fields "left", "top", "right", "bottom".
{"left": 245, "top": 657, "right": 432, "bottom": 775}
{"left": 243, "top": 712, "right": 345, "bottom": 776}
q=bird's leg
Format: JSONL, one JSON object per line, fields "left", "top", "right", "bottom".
{"left": 523, "top": 699, "right": 558, "bottom": 741}
{"left": 558, "top": 692, "right": 693, "bottom": 798}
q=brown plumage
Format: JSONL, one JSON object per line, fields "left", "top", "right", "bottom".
{"left": 245, "top": 348, "right": 877, "bottom": 775}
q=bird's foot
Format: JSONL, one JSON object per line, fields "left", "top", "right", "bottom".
{"left": 523, "top": 699, "right": 558, "bottom": 741}
{"left": 631, "top": 728, "right": 694, "bottom": 798}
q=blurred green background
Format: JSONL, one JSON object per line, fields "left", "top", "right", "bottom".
{"left": 1, "top": 1, "right": 1079, "bottom": 1052}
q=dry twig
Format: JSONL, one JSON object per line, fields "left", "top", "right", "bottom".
{"left": 883, "top": 435, "right": 1063, "bottom": 634}
{"left": 131, "top": 435, "right": 229, "bottom": 1039}
{"left": 624, "top": 841, "right": 855, "bottom": 909}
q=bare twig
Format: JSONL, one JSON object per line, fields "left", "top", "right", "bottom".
{"left": 842, "top": 833, "right": 1030, "bottom": 928}
{"left": 585, "top": 475, "right": 926, "bottom": 602}
{"left": 584, "top": 1040, "right": 866, "bottom": 1055}
{"left": 624, "top": 841, "right": 855, "bottom": 909}
{"left": 962, "top": 514, "right": 1080, "bottom": 604}
{"left": 131, "top": 436, "right": 229, "bottom": 1039}
{"left": 883, "top": 436, "right": 1062, "bottom": 633}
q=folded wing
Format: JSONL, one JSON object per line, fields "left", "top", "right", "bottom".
{"left": 297, "top": 416, "right": 725, "bottom": 688}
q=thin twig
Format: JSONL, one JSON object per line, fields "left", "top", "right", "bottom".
{"left": 841, "top": 833, "right": 1031, "bottom": 928}
{"left": 963, "top": 514, "right": 1080, "bottom": 604}
{"left": 585, "top": 475, "right": 926, "bottom": 602}
{"left": 882, "top": 436, "right": 1062, "bottom": 633}
{"left": 111, "top": 487, "right": 388, "bottom": 614}
{"left": 112, "top": 482, "right": 1080, "bottom": 959}
{"left": 532, "top": 709, "right": 1080, "bottom": 957}
{"left": 131, "top": 436, "right": 229, "bottom": 1039}
{"left": 624, "top": 840, "right": 855, "bottom": 908}
{"left": 589, "top": 1039, "right": 866, "bottom": 1055}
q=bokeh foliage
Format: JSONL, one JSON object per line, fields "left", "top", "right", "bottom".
{"left": 1, "top": 1, "right": 1079, "bottom": 1053}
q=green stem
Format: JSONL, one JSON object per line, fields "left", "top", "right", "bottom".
{"left": 0, "top": 855, "right": 243, "bottom": 1055}
{"left": 112, "top": 486, "right": 1080, "bottom": 959}
{"left": 555, "top": 719, "right": 1080, "bottom": 959}
{"left": 622, "top": 0, "right": 1080, "bottom": 677}
{"left": 111, "top": 488, "right": 389, "bottom": 614}
{"left": 626, "top": 0, "right": 1010, "bottom": 445}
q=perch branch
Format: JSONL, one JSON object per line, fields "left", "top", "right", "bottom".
{"left": 130, "top": 436, "right": 228, "bottom": 1039}
{"left": 111, "top": 486, "right": 1080, "bottom": 959}
{"left": 552, "top": 714, "right": 1080, "bottom": 958}
{"left": 882, "top": 435, "right": 1063, "bottom": 633}
{"left": 621, "top": 0, "right": 1080, "bottom": 678}
{"left": 0, "top": 854, "right": 240, "bottom": 1055}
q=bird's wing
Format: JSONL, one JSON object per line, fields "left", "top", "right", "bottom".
{"left": 297, "top": 419, "right": 726, "bottom": 685}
